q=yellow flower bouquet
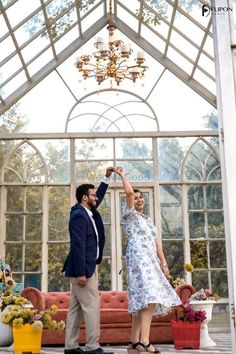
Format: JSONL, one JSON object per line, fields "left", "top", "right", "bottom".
{"left": 0, "top": 289, "right": 31, "bottom": 312}
{"left": 1, "top": 303, "right": 65, "bottom": 331}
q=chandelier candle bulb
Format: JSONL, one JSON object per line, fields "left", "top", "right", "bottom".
{"left": 95, "top": 36, "right": 104, "bottom": 44}
{"left": 120, "top": 44, "right": 130, "bottom": 53}
{"left": 137, "top": 51, "right": 144, "bottom": 59}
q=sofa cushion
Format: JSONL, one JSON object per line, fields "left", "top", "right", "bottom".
{"left": 100, "top": 308, "right": 131, "bottom": 324}
{"left": 99, "top": 291, "right": 128, "bottom": 309}
{"left": 43, "top": 292, "right": 71, "bottom": 309}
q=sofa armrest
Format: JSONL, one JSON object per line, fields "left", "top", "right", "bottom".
{"left": 21, "top": 287, "right": 46, "bottom": 311}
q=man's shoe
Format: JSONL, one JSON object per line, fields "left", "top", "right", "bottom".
{"left": 85, "top": 348, "right": 114, "bottom": 354}
{"left": 65, "top": 348, "right": 84, "bottom": 354}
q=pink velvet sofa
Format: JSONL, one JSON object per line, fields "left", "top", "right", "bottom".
{"left": 21, "top": 284, "right": 195, "bottom": 345}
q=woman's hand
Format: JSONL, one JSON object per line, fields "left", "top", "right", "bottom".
{"left": 162, "top": 264, "right": 170, "bottom": 278}
{"left": 115, "top": 166, "right": 125, "bottom": 178}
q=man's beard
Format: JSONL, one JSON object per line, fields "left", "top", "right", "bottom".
{"left": 88, "top": 200, "right": 96, "bottom": 209}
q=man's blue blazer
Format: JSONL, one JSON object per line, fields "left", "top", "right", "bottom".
{"left": 62, "top": 181, "right": 108, "bottom": 278}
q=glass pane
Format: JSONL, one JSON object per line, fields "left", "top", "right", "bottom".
{"left": 174, "top": 10, "right": 205, "bottom": 45}
{"left": 25, "top": 244, "right": 41, "bottom": 271}
{"left": 5, "top": 142, "right": 46, "bottom": 183}
{"left": 103, "top": 225, "right": 111, "bottom": 257}
{"left": 7, "top": 186, "right": 24, "bottom": 211}
{"left": 210, "top": 241, "right": 226, "bottom": 268}
{"left": 75, "top": 139, "right": 113, "bottom": 159}
{"left": 6, "top": 0, "right": 41, "bottom": 27}
{"left": 206, "top": 185, "right": 223, "bottom": 209}
{"left": 188, "top": 185, "right": 204, "bottom": 210}
{"left": 141, "top": 25, "right": 166, "bottom": 53}
{"left": 25, "top": 215, "right": 42, "bottom": 241}
{"left": 189, "top": 212, "right": 205, "bottom": 239}
{"left": 184, "top": 140, "right": 220, "bottom": 181}
{"left": 14, "top": 11, "right": 44, "bottom": 47}
{"left": 26, "top": 187, "right": 42, "bottom": 212}
{"left": 33, "top": 140, "right": 70, "bottom": 183}
{"left": 68, "top": 90, "right": 158, "bottom": 133}
{"left": 208, "top": 212, "right": 224, "bottom": 238}
{"left": 160, "top": 185, "right": 183, "bottom": 239}
{"left": 169, "top": 29, "right": 198, "bottom": 61}
{"left": 198, "top": 53, "right": 215, "bottom": 79}
{"left": 162, "top": 240, "right": 184, "bottom": 277}
{"left": 117, "top": 161, "right": 153, "bottom": 181}
{"left": 192, "top": 271, "right": 209, "bottom": 290}
{"left": 12, "top": 273, "right": 22, "bottom": 284}
{"left": 167, "top": 47, "right": 193, "bottom": 75}
{"left": 0, "top": 36, "right": 15, "bottom": 64}
{"left": 0, "top": 54, "right": 22, "bottom": 84}
{"left": 27, "top": 48, "right": 54, "bottom": 77}
{"left": 115, "top": 138, "right": 152, "bottom": 158}
{"left": 76, "top": 161, "right": 113, "bottom": 183}
{"left": 6, "top": 215, "right": 23, "bottom": 241}
{"left": 158, "top": 138, "right": 184, "bottom": 182}
{"left": 48, "top": 186, "right": 70, "bottom": 241}
{"left": 99, "top": 194, "right": 111, "bottom": 224}
{"left": 98, "top": 258, "right": 111, "bottom": 290}
{"left": 5, "top": 244, "right": 22, "bottom": 272}
{"left": 190, "top": 240, "right": 207, "bottom": 268}
{"left": 25, "top": 274, "right": 41, "bottom": 290}
{"left": 48, "top": 244, "right": 70, "bottom": 291}
{"left": 211, "top": 270, "right": 228, "bottom": 298}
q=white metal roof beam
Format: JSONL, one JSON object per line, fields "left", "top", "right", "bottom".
{"left": 114, "top": 17, "right": 216, "bottom": 108}
{"left": 0, "top": 15, "right": 108, "bottom": 116}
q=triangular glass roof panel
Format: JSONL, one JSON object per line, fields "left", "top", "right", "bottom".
{"left": 0, "top": 0, "right": 215, "bottom": 116}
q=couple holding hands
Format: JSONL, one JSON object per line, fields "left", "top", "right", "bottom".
{"left": 63, "top": 167, "right": 181, "bottom": 354}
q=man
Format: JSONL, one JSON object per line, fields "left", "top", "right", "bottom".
{"left": 62, "top": 167, "right": 114, "bottom": 354}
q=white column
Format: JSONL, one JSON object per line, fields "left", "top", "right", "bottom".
{"left": 212, "top": 1, "right": 236, "bottom": 352}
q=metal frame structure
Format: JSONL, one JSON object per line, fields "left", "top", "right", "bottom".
{"left": 0, "top": 0, "right": 216, "bottom": 116}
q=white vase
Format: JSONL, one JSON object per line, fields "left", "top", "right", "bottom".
{"left": 190, "top": 299, "right": 216, "bottom": 348}
{"left": 0, "top": 305, "right": 14, "bottom": 347}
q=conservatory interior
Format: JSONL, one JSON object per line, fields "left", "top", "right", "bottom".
{"left": 0, "top": 0, "right": 235, "bottom": 352}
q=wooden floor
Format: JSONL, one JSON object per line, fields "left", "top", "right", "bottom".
{"left": 0, "top": 332, "right": 232, "bottom": 354}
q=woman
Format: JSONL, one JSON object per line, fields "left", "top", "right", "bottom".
{"left": 115, "top": 167, "right": 181, "bottom": 354}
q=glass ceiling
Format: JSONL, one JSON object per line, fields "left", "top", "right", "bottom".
{"left": 0, "top": 0, "right": 215, "bottom": 117}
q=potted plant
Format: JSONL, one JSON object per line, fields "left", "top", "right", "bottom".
{"left": 0, "top": 260, "right": 27, "bottom": 347}
{"left": 189, "top": 288, "right": 220, "bottom": 348}
{"left": 1, "top": 303, "right": 65, "bottom": 354}
{"left": 171, "top": 300, "right": 206, "bottom": 350}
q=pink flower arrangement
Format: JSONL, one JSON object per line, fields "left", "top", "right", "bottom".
{"left": 179, "top": 301, "right": 207, "bottom": 323}
{"left": 190, "top": 288, "right": 220, "bottom": 301}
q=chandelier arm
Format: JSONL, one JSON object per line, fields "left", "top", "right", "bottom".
{"left": 75, "top": 0, "right": 148, "bottom": 86}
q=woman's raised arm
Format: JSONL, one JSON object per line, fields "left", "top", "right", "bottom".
{"left": 115, "top": 167, "right": 134, "bottom": 209}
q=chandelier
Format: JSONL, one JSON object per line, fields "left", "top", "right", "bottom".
{"left": 75, "top": 0, "right": 148, "bottom": 87}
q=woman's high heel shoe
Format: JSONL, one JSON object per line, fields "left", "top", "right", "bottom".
{"left": 137, "top": 342, "right": 160, "bottom": 354}
{"left": 127, "top": 342, "right": 140, "bottom": 354}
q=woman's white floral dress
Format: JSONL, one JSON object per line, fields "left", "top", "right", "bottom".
{"left": 122, "top": 205, "right": 181, "bottom": 315}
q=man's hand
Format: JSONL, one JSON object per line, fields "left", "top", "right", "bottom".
{"left": 78, "top": 276, "right": 87, "bottom": 288}
{"left": 105, "top": 167, "right": 115, "bottom": 177}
